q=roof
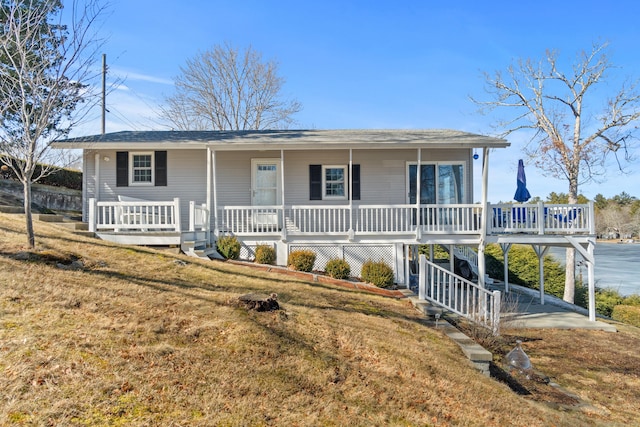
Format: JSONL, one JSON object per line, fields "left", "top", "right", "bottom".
{"left": 52, "top": 129, "right": 510, "bottom": 150}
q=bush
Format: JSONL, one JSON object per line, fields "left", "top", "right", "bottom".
{"left": 612, "top": 305, "right": 640, "bottom": 327}
{"left": 287, "top": 250, "right": 316, "bottom": 272}
{"left": 254, "top": 244, "right": 276, "bottom": 265}
{"left": 216, "top": 235, "right": 240, "bottom": 260}
{"left": 361, "top": 259, "right": 394, "bottom": 288}
{"left": 595, "top": 288, "right": 625, "bottom": 317}
{"left": 325, "top": 258, "right": 351, "bottom": 280}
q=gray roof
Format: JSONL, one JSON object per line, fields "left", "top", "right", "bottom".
{"left": 52, "top": 129, "right": 509, "bottom": 150}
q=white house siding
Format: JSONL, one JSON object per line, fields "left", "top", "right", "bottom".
{"left": 88, "top": 149, "right": 208, "bottom": 231}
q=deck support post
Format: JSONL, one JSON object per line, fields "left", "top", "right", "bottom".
{"left": 587, "top": 239, "right": 596, "bottom": 321}
{"left": 500, "top": 243, "right": 512, "bottom": 293}
{"left": 532, "top": 245, "right": 549, "bottom": 304}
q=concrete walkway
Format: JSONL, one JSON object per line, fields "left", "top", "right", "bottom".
{"left": 490, "top": 282, "right": 618, "bottom": 332}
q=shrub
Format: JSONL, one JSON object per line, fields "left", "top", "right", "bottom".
{"left": 361, "top": 259, "right": 394, "bottom": 288}
{"left": 287, "top": 250, "right": 316, "bottom": 272}
{"left": 325, "top": 258, "right": 351, "bottom": 280}
{"left": 216, "top": 235, "right": 240, "bottom": 260}
{"left": 595, "top": 288, "right": 625, "bottom": 317}
{"left": 612, "top": 305, "right": 640, "bottom": 327}
{"left": 254, "top": 244, "right": 276, "bottom": 265}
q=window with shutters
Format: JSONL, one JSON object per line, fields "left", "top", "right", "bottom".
{"left": 130, "top": 152, "right": 154, "bottom": 185}
{"left": 309, "top": 164, "right": 359, "bottom": 201}
{"left": 323, "top": 165, "right": 347, "bottom": 199}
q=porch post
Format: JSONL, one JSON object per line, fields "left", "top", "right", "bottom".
{"left": 587, "top": 239, "right": 596, "bottom": 321}
{"left": 404, "top": 244, "right": 410, "bottom": 289}
{"left": 348, "top": 148, "right": 354, "bottom": 240}
{"left": 211, "top": 149, "right": 219, "bottom": 237}
{"left": 88, "top": 198, "right": 96, "bottom": 232}
{"left": 415, "top": 148, "right": 422, "bottom": 240}
{"left": 281, "top": 149, "right": 287, "bottom": 241}
{"left": 94, "top": 153, "right": 100, "bottom": 204}
{"left": 477, "top": 147, "right": 490, "bottom": 288}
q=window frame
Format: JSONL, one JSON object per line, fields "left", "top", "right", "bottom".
{"left": 322, "top": 164, "right": 348, "bottom": 200}
{"left": 129, "top": 152, "right": 155, "bottom": 186}
{"left": 406, "top": 161, "right": 466, "bottom": 204}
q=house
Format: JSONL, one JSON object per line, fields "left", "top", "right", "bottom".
{"left": 53, "top": 129, "right": 598, "bottom": 330}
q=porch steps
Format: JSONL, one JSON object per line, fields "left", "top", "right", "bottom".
{"left": 181, "top": 239, "right": 223, "bottom": 260}
{"left": 404, "top": 291, "right": 492, "bottom": 376}
{"left": 0, "top": 205, "right": 24, "bottom": 214}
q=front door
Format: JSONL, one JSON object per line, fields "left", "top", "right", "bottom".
{"left": 251, "top": 159, "right": 281, "bottom": 229}
{"left": 252, "top": 159, "right": 281, "bottom": 206}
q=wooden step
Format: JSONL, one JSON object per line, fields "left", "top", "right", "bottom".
{"left": 0, "top": 206, "right": 24, "bottom": 214}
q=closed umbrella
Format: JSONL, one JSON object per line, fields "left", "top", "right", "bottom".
{"left": 514, "top": 159, "right": 531, "bottom": 202}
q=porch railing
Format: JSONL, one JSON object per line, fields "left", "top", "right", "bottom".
{"left": 215, "top": 202, "right": 594, "bottom": 237}
{"left": 488, "top": 201, "right": 594, "bottom": 234}
{"left": 419, "top": 254, "right": 501, "bottom": 335}
{"left": 88, "top": 197, "right": 181, "bottom": 232}
{"left": 189, "top": 201, "right": 210, "bottom": 232}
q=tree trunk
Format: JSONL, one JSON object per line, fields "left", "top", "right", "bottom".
{"left": 23, "top": 180, "right": 35, "bottom": 249}
{"left": 563, "top": 248, "right": 576, "bottom": 303}
{"left": 563, "top": 190, "right": 578, "bottom": 303}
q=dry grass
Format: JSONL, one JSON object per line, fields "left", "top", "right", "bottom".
{"left": 0, "top": 213, "right": 638, "bottom": 426}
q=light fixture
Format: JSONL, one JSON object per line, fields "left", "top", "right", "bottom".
{"left": 473, "top": 149, "right": 479, "bottom": 160}
{"left": 103, "top": 156, "right": 110, "bottom": 162}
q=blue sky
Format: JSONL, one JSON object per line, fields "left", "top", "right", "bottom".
{"left": 74, "top": 0, "right": 640, "bottom": 202}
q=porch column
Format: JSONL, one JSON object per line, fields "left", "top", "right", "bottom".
{"left": 280, "top": 149, "right": 287, "bottom": 241}
{"left": 211, "top": 149, "right": 219, "bottom": 237}
{"left": 94, "top": 153, "right": 100, "bottom": 204}
{"left": 415, "top": 148, "right": 422, "bottom": 240}
{"left": 477, "top": 147, "right": 490, "bottom": 288}
{"left": 348, "top": 148, "right": 354, "bottom": 240}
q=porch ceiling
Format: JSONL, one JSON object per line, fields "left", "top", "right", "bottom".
{"left": 52, "top": 129, "right": 510, "bottom": 150}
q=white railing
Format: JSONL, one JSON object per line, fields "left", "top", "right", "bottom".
{"left": 488, "top": 201, "right": 594, "bottom": 234}
{"left": 419, "top": 204, "right": 483, "bottom": 233}
{"left": 218, "top": 206, "right": 283, "bottom": 234}
{"left": 419, "top": 254, "right": 501, "bottom": 335}
{"left": 88, "top": 197, "right": 181, "bottom": 232}
{"left": 354, "top": 205, "right": 415, "bottom": 234}
{"left": 286, "top": 205, "right": 350, "bottom": 234}
{"left": 189, "top": 201, "right": 210, "bottom": 232}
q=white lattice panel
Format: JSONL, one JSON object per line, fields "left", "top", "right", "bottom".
{"left": 288, "top": 244, "right": 395, "bottom": 279}
{"left": 289, "top": 244, "right": 341, "bottom": 271}
{"left": 344, "top": 245, "right": 394, "bottom": 277}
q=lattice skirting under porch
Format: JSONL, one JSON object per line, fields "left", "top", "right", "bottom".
{"left": 288, "top": 244, "right": 396, "bottom": 279}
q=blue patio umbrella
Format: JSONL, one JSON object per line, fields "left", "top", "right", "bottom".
{"left": 514, "top": 159, "right": 531, "bottom": 202}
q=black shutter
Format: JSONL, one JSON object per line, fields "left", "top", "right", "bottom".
{"left": 352, "top": 164, "right": 360, "bottom": 200}
{"left": 309, "top": 165, "right": 322, "bottom": 200}
{"left": 116, "top": 151, "right": 128, "bottom": 187}
{"left": 154, "top": 151, "right": 167, "bottom": 186}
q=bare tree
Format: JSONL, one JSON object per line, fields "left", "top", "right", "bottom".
{"left": 161, "top": 43, "right": 302, "bottom": 130}
{"left": 473, "top": 41, "right": 640, "bottom": 303}
{"left": 0, "top": 0, "right": 106, "bottom": 248}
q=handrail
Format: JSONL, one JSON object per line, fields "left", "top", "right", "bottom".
{"left": 419, "top": 254, "right": 501, "bottom": 335}
{"left": 90, "top": 198, "right": 181, "bottom": 232}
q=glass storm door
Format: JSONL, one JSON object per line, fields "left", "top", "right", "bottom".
{"left": 252, "top": 159, "right": 280, "bottom": 206}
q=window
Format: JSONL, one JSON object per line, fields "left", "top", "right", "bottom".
{"left": 130, "top": 153, "right": 153, "bottom": 185}
{"left": 116, "top": 151, "right": 167, "bottom": 187}
{"left": 408, "top": 162, "right": 464, "bottom": 204}
{"left": 309, "top": 164, "right": 360, "bottom": 201}
{"left": 323, "top": 165, "right": 346, "bottom": 199}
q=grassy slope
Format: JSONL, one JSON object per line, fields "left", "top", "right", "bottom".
{"left": 0, "top": 214, "right": 638, "bottom": 426}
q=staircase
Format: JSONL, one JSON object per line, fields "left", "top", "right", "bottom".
{"left": 31, "top": 213, "right": 95, "bottom": 237}
{"left": 180, "top": 231, "right": 223, "bottom": 260}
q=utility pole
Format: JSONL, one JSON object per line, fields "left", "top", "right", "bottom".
{"left": 101, "top": 53, "right": 106, "bottom": 135}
